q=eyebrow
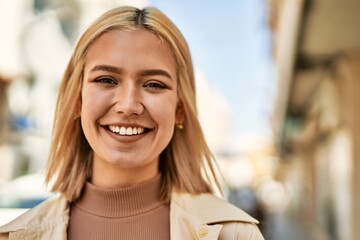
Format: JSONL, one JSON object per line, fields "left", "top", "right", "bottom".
{"left": 138, "top": 69, "right": 173, "bottom": 80}
{"left": 90, "top": 65, "right": 123, "bottom": 74}
{"left": 90, "top": 65, "right": 173, "bottom": 80}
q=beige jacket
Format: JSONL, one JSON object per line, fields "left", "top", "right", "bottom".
{"left": 0, "top": 192, "right": 264, "bottom": 240}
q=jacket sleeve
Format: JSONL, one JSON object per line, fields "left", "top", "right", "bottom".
{"left": 219, "top": 221, "right": 264, "bottom": 239}
{"left": 235, "top": 222, "right": 264, "bottom": 240}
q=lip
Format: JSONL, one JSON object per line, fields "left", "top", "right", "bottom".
{"left": 101, "top": 121, "right": 151, "bottom": 129}
{"left": 108, "top": 123, "right": 147, "bottom": 128}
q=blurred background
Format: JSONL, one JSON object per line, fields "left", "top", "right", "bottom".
{"left": 0, "top": 0, "right": 359, "bottom": 239}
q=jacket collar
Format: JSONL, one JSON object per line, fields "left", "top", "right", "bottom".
{"left": 170, "top": 192, "right": 258, "bottom": 240}
{"left": 0, "top": 196, "right": 69, "bottom": 240}
{"left": 0, "top": 192, "right": 258, "bottom": 240}
{"left": 171, "top": 191, "right": 258, "bottom": 224}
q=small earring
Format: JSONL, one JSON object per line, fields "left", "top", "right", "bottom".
{"left": 177, "top": 123, "right": 184, "bottom": 129}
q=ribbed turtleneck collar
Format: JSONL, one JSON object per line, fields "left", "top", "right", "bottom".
{"left": 73, "top": 175, "right": 164, "bottom": 218}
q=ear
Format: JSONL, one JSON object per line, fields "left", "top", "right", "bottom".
{"left": 175, "top": 102, "right": 184, "bottom": 125}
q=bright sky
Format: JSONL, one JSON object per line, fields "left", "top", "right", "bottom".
{"left": 150, "top": 0, "right": 275, "bottom": 139}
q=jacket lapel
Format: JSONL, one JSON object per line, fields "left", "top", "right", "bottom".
{"left": 0, "top": 196, "right": 69, "bottom": 240}
{"left": 170, "top": 202, "right": 223, "bottom": 240}
{"left": 170, "top": 192, "right": 258, "bottom": 240}
{"left": 1, "top": 191, "right": 258, "bottom": 240}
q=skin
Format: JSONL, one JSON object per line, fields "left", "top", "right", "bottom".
{"left": 80, "top": 29, "right": 181, "bottom": 188}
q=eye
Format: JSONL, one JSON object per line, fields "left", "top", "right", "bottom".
{"left": 144, "top": 82, "right": 166, "bottom": 89}
{"left": 95, "top": 77, "right": 117, "bottom": 85}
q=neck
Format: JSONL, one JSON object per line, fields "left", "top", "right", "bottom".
{"left": 91, "top": 158, "right": 159, "bottom": 188}
{"left": 74, "top": 174, "right": 164, "bottom": 218}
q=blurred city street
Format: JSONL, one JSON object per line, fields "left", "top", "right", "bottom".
{"left": 264, "top": 212, "right": 314, "bottom": 240}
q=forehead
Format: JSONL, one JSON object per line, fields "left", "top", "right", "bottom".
{"left": 84, "top": 29, "right": 177, "bottom": 74}
{"left": 87, "top": 29, "right": 170, "bottom": 59}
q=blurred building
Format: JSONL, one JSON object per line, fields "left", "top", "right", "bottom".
{"left": 269, "top": 0, "right": 360, "bottom": 239}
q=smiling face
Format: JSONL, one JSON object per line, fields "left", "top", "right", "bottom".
{"left": 81, "top": 29, "right": 180, "bottom": 187}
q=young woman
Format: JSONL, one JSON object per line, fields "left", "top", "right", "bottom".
{"left": 0, "top": 6, "right": 264, "bottom": 240}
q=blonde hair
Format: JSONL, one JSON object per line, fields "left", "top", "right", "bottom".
{"left": 45, "top": 6, "right": 221, "bottom": 201}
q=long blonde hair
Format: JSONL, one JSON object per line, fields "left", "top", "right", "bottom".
{"left": 45, "top": 6, "right": 221, "bottom": 201}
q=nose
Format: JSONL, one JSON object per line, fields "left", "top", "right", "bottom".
{"left": 113, "top": 83, "right": 144, "bottom": 116}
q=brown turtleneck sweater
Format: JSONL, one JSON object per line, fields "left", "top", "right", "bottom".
{"left": 67, "top": 175, "right": 170, "bottom": 240}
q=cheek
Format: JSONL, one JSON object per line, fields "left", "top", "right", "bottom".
{"left": 81, "top": 87, "right": 111, "bottom": 121}
{"left": 148, "top": 97, "right": 178, "bottom": 126}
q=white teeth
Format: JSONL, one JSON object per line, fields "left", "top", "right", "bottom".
{"left": 109, "top": 125, "right": 145, "bottom": 136}
{"left": 120, "top": 127, "right": 126, "bottom": 135}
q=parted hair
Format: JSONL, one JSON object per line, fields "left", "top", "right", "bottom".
{"left": 45, "top": 6, "right": 221, "bottom": 202}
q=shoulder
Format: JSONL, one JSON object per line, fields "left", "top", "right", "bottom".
{"left": 171, "top": 191, "right": 258, "bottom": 224}
{"left": 0, "top": 195, "right": 69, "bottom": 233}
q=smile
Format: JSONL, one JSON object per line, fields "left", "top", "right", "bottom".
{"left": 108, "top": 125, "right": 146, "bottom": 136}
